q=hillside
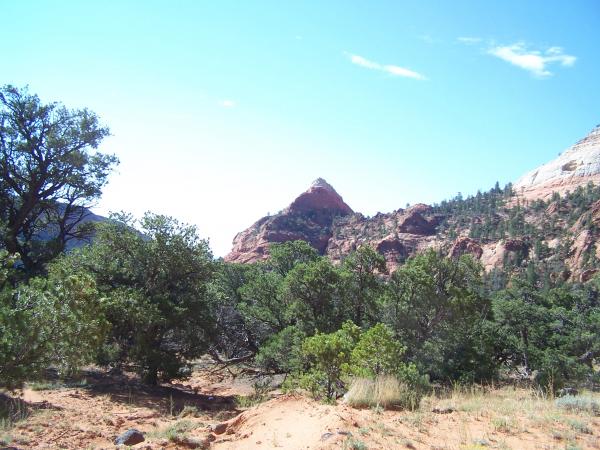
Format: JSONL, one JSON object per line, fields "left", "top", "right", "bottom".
{"left": 225, "top": 125, "right": 600, "bottom": 281}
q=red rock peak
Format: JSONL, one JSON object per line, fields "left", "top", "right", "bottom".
{"left": 285, "top": 178, "right": 353, "bottom": 215}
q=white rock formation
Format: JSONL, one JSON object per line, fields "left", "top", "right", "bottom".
{"left": 514, "top": 124, "right": 600, "bottom": 200}
{"left": 310, "top": 177, "right": 336, "bottom": 191}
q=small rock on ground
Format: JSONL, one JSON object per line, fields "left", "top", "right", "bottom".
{"left": 114, "top": 428, "right": 145, "bottom": 446}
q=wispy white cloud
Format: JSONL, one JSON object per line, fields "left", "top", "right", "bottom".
{"left": 220, "top": 100, "right": 236, "bottom": 108}
{"left": 347, "top": 53, "right": 427, "bottom": 80}
{"left": 488, "top": 43, "right": 576, "bottom": 77}
{"left": 457, "top": 36, "right": 482, "bottom": 45}
{"left": 418, "top": 34, "right": 443, "bottom": 45}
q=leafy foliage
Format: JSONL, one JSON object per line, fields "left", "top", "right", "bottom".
{"left": 1, "top": 84, "right": 598, "bottom": 394}
{"left": 0, "top": 85, "right": 117, "bottom": 276}
{"left": 341, "top": 246, "right": 386, "bottom": 327}
{"left": 254, "top": 325, "right": 305, "bottom": 374}
{"left": 0, "top": 251, "right": 106, "bottom": 388}
{"left": 492, "top": 279, "right": 600, "bottom": 391}
{"left": 291, "top": 321, "right": 426, "bottom": 401}
{"left": 59, "top": 212, "right": 216, "bottom": 384}
{"left": 295, "top": 321, "right": 361, "bottom": 400}
{"left": 381, "top": 250, "right": 496, "bottom": 381}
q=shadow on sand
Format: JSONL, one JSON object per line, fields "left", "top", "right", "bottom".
{"left": 75, "top": 369, "right": 239, "bottom": 419}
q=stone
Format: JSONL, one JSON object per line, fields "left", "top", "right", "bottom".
{"left": 211, "top": 422, "right": 228, "bottom": 435}
{"left": 320, "top": 432, "right": 334, "bottom": 441}
{"left": 449, "top": 237, "right": 483, "bottom": 259}
{"left": 114, "top": 428, "right": 145, "bottom": 446}
{"left": 432, "top": 406, "right": 456, "bottom": 414}
{"left": 224, "top": 124, "right": 600, "bottom": 280}
{"left": 170, "top": 435, "right": 211, "bottom": 449}
{"left": 557, "top": 387, "right": 579, "bottom": 397}
{"left": 581, "top": 268, "right": 599, "bottom": 282}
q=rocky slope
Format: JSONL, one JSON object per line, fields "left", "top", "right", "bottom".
{"left": 225, "top": 178, "right": 353, "bottom": 263}
{"left": 226, "top": 125, "right": 600, "bottom": 280}
{"left": 515, "top": 124, "right": 600, "bottom": 200}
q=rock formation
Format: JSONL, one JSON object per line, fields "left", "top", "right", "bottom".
{"left": 514, "top": 124, "right": 600, "bottom": 200}
{"left": 224, "top": 178, "right": 353, "bottom": 263}
{"left": 449, "top": 237, "right": 483, "bottom": 260}
{"left": 226, "top": 124, "right": 600, "bottom": 280}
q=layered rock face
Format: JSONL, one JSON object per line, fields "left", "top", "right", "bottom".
{"left": 325, "top": 205, "right": 442, "bottom": 272}
{"left": 224, "top": 178, "right": 353, "bottom": 263}
{"left": 225, "top": 175, "right": 445, "bottom": 271}
{"left": 226, "top": 125, "right": 600, "bottom": 278}
{"left": 515, "top": 124, "right": 600, "bottom": 200}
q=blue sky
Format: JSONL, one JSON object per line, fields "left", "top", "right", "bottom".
{"left": 2, "top": 1, "right": 599, "bottom": 256}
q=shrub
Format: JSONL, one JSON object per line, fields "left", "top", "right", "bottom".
{"left": 255, "top": 326, "right": 305, "bottom": 374}
{"left": 344, "top": 437, "right": 368, "bottom": 450}
{"left": 295, "top": 321, "right": 361, "bottom": 400}
{"left": 235, "top": 377, "right": 272, "bottom": 408}
{"left": 291, "top": 321, "right": 427, "bottom": 402}
{"left": 0, "top": 257, "right": 107, "bottom": 388}
{"left": 347, "top": 324, "right": 406, "bottom": 378}
{"left": 178, "top": 405, "right": 201, "bottom": 418}
{"left": 555, "top": 395, "right": 600, "bottom": 415}
{"left": 345, "top": 323, "right": 430, "bottom": 401}
{"left": 58, "top": 213, "right": 216, "bottom": 384}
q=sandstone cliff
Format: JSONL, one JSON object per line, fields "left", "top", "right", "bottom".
{"left": 226, "top": 125, "right": 600, "bottom": 280}
{"left": 514, "top": 124, "right": 600, "bottom": 200}
{"left": 225, "top": 178, "right": 353, "bottom": 263}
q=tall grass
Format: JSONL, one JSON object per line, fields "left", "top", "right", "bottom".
{"left": 0, "top": 394, "right": 29, "bottom": 446}
{"left": 0, "top": 395, "right": 29, "bottom": 430}
{"left": 344, "top": 376, "right": 420, "bottom": 410}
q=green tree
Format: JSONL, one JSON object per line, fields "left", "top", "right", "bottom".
{"left": 283, "top": 257, "right": 343, "bottom": 333}
{"left": 382, "top": 250, "right": 495, "bottom": 381}
{"left": 347, "top": 324, "right": 427, "bottom": 402}
{"left": 237, "top": 268, "right": 289, "bottom": 342}
{"left": 268, "top": 240, "right": 320, "bottom": 276}
{"left": 291, "top": 322, "right": 424, "bottom": 401}
{"left": 0, "top": 85, "right": 117, "bottom": 276}
{"left": 492, "top": 280, "right": 599, "bottom": 390}
{"left": 254, "top": 325, "right": 306, "bottom": 374}
{"left": 210, "top": 262, "right": 262, "bottom": 359}
{"left": 297, "top": 321, "right": 361, "bottom": 400}
{"left": 348, "top": 323, "right": 408, "bottom": 378}
{"left": 341, "top": 246, "right": 386, "bottom": 326}
{"left": 231, "top": 241, "right": 325, "bottom": 353}
{"left": 60, "top": 212, "right": 215, "bottom": 384}
{"left": 0, "top": 250, "right": 106, "bottom": 388}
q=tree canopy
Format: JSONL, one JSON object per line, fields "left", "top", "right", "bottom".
{"left": 0, "top": 85, "right": 117, "bottom": 275}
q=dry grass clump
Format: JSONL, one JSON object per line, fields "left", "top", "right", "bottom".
{"left": 148, "top": 419, "right": 203, "bottom": 443}
{"left": 344, "top": 375, "right": 419, "bottom": 410}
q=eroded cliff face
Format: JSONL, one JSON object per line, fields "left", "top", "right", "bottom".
{"left": 226, "top": 125, "right": 600, "bottom": 280}
{"left": 325, "top": 205, "right": 442, "bottom": 272}
{"left": 224, "top": 178, "right": 353, "bottom": 263}
{"left": 515, "top": 124, "right": 600, "bottom": 200}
